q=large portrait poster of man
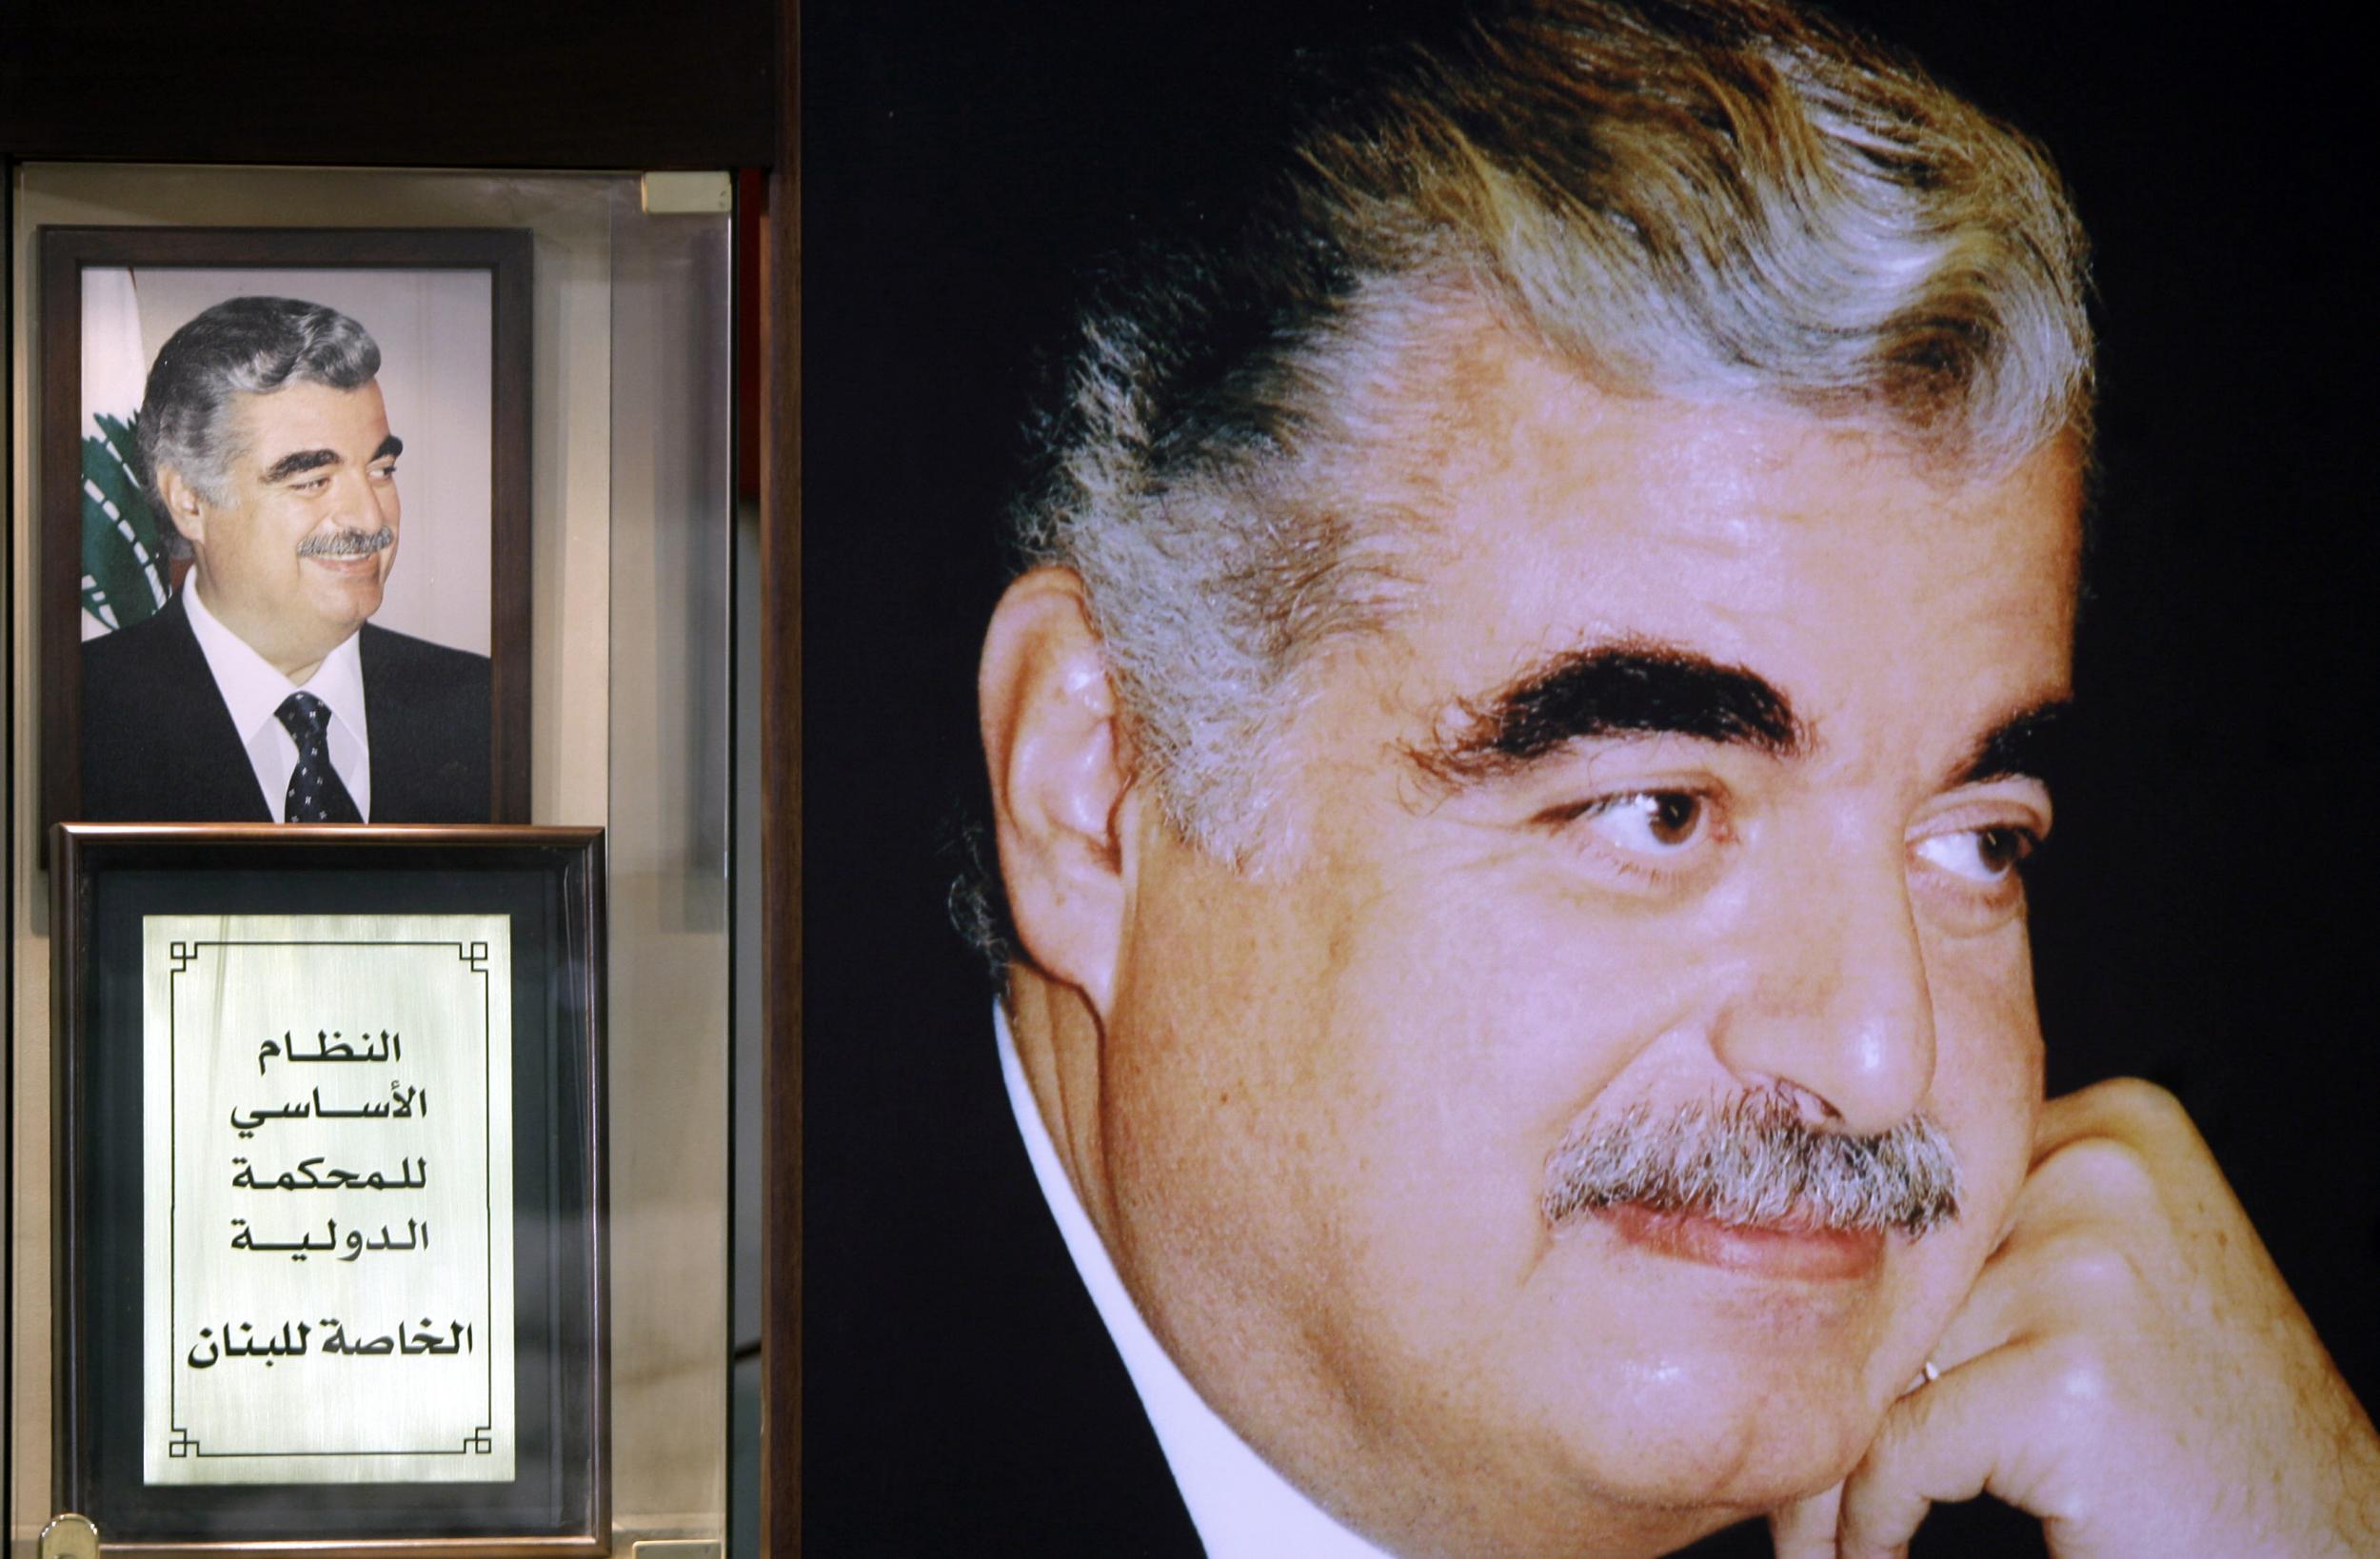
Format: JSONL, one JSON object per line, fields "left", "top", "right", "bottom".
{"left": 39, "top": 227, "right": 532, "bottom": 832}
{"left": 803, "top": 3, "right": 2375, "bottom": 1555}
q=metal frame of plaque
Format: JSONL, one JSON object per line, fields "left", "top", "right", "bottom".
{"left": 52, "top": 823, "right": 606, "bottom": 1555}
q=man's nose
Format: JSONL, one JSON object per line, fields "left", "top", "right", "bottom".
{"left": 337, "top": 469, "right": 393, "bottom": 525}
{"left": 1712, "top": 841, "right": 1935, "bottom": 1135}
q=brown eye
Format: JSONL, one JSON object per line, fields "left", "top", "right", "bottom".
{"left": 1581, "top": 791, "right": 1707, "bottom": 854}
{"left": 1643, "top": 793, "right": 1702, "bottom": 845}
{"left": 1914, "top": 824, "right": 2038, "bottom": 883}
{"left": 1975, "top": 826, "right": 2032, "bottom": 875}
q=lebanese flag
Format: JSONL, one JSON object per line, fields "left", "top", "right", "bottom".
{"left": 81, "top": 266, "right": 174, "bottom": 637}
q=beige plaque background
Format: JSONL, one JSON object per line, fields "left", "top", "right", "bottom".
{"left": 141, "top": 914, "right": 515, "bottom": 1484}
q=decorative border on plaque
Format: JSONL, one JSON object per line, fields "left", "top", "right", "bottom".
{"left": 155, "top": 937, "right": 509, "bottom": 1475}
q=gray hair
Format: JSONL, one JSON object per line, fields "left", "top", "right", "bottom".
{"left": 137, "top": 296, "right": 383, "bottom": 553}
{"left": 980, "top": 0, "right": 2093, "bottom": 960}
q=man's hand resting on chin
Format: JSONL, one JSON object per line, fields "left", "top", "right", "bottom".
{"left": 1771, "top": 1078, "right": 2380, "bottom": 1558}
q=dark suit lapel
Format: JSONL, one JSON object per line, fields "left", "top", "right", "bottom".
{"left": 148, "top": 594, "right": 275, "bottom": 820}
{"left": 805, "top": 1011, "right": 1201, "bottom": 1555}
{"left": 359, "top": 625, "right": 424, "bottom": 819}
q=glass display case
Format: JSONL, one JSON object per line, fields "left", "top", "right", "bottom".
{"left": 8, "top": 163, "right": 741, "bottom": 1556}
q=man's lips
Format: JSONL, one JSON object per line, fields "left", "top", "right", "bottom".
{"left": 1597, "top": 1203, "right": 1885, "bottom": 1282}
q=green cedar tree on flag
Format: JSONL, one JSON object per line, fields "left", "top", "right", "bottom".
{"left": 81, "top": 266, "right": 173, "bottom": 634}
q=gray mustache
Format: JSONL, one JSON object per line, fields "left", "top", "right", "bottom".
{"left": 1541, "top": 1091, "right": 1961, "bottom": 1237}
{"left": 296, "top": 526, "right": 394, "bottom": 559}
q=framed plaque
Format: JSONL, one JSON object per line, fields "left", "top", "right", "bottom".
{"left": 37, "top": 226, "right": 534, "bottom": 834}
{"left": 52, "top": 824, "right": 605, "bottom": 1553}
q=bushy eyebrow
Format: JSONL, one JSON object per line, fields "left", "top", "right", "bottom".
{"left": 260, "top": 435, "right": 402, "bottom": 485}
{"left": 1951, "top": 699, "right": 2075, "bottom": 788}
{"left": 261, "top": 447, "right": 341, "bottom": 483}
{"left": 1406, "top": 638, "right": 1809, "bottom": 784}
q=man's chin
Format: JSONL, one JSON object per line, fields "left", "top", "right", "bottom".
{"left": 1509, "top": 1344, "right": 1887, "bottom": 1522}
{"left": 301, "top": 572, "right": 387, "bottom": 629}
{"left": 1617, "top": 1417, "right": 1869, "bottom": 1515}
{"left": 1525, "top": 1210, "right": 1930, "bottom": 1464}
{"left": 1403, "top": 1402, "right": 1871, "bottom": 1559}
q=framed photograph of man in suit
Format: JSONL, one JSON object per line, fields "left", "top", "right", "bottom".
{"left": 38, "top": 227, "right": 533, "bottom": 834}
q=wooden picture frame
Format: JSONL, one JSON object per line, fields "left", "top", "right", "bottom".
{"left": 37, "top": 227, "right": 533, "bottom": 836}
{"left": 51, "top": 824, "right": 606, "bottom": 1554}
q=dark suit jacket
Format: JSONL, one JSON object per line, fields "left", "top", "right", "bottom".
{"left": 804, "top": 1010, "right": 1202, "bottom": 1556}
{"left": 79, "top": 592, "right": 491, "bottom": 823}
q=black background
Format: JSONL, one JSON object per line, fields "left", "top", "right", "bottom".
{"left": 0, "top": 3, "right": 773, "bottom": 170}
{"left": 803, "top": 3, "right": 2372, "bottom": 1553}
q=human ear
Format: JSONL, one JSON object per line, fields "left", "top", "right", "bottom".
{"left": 156, "top": 464, "right": 209, "bottom": 546}
{"left": 979, "top": 566, "right": 1134, "bottom": 1018}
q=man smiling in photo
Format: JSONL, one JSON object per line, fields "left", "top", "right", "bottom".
{"left": 82, "top": 295, "right": 490, "bottom": 824}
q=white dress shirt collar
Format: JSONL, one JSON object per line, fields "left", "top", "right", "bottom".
{"left": 997, "top": 1004, "right": 1394, "bottom": 1559}
{"left": 182, "top": 582, "right": 372, "bottom": 821}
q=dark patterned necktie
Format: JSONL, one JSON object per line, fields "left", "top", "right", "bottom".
{"left": 275, "top": 692, "right": 364, "bottom": 823}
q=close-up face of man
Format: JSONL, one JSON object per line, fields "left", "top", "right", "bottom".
{"left": 815, "top": 3, "right": 2379, "bottom": 1554}
{"left": 1041, "top": 333, "right": 2080, "bottom": 1554}
{"left": 167, "top": 378, "right": 403, "bottom": 681}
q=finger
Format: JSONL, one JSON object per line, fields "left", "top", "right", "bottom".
{"left": 2019, "top": 1128, "right": 2169, "bottom": 1233}
{"left": 2024, "top": 1081, "right": 2232, "bottom": 1238}
{"left": 1923, "top": 1130, "right": 2175, "bottom": 1374}
{"left": 1766, "top": 1479, "right": 1842, "bottom": 1559}
{"left": 2033, "top": 1076, "right": 2206, "bottom": 1163}
{"left": 1923, "top": 1219, "right": 2130, "bottom": 1376}
{"left": 1835, "top": 1360, "right": 2012, "bottom": 1559}
{"left": 1919, "top": 1283, "right": 2017, "bottom": 1386}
